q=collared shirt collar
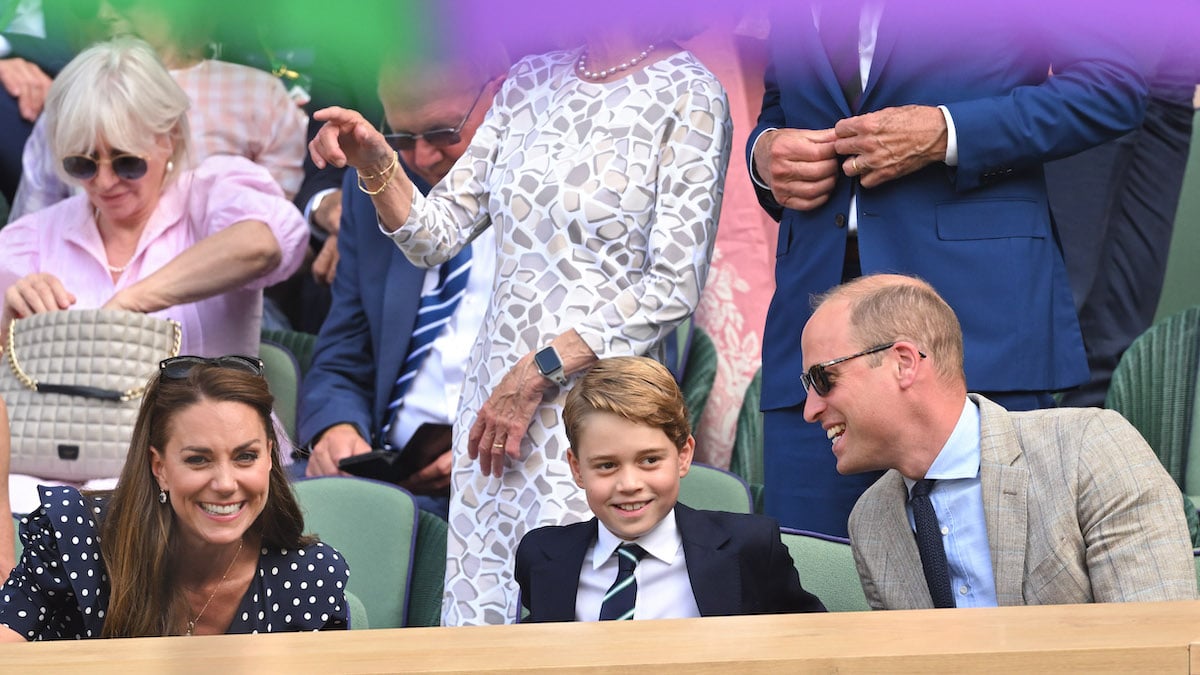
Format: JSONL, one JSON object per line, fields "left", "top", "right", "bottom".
{"left": 592, "top": 508, "right": 681, "bottom": 569}
{"left": 903, "top": 397, "right": 981, "bottom": 494}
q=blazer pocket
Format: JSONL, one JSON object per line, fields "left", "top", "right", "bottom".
{"left": 1026, "top": 548, "right": 1090, "bottom": 603}
{"left": 936, "top": 199, "right": 1045, "bottom": 241}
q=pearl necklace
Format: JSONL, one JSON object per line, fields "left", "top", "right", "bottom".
{"left": 576, "top": 43, "right": 656, "bottom": 81}
{"left": 186, "top": 538, "right": 244, "bottom": 636}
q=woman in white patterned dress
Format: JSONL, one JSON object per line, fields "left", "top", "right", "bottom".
{"left": 309, "top": 34, "right": 731, "bottom": 624}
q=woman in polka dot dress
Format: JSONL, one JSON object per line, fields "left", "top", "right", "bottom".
{"left": 0, "top": 357, "right": 350, "bottom": 640}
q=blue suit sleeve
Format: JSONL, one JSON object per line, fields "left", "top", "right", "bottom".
{"left": 296, "top": 170, "right": 378, "bottom": 448}
{"left": 948, "top": 10, "right": 1148, "bottom": 191}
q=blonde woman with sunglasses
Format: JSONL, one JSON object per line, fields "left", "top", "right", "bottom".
{"left": 0, "top": 38, "right": 308, "bottom": 514}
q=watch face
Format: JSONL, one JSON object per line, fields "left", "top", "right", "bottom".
{"left": 535, "top": 347, "right": 562, "bottom": 374}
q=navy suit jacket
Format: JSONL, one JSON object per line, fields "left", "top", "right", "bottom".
{"left": 297, "top": 168, "right": 432, "bottom": 448}
{"left": 514, "top": 504, "right": 826, "bottom": 621}
{"left": 747, "top": 2, "right": 1147, "bottom": 409}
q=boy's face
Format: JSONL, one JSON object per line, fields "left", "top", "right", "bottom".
{"left": 567, "top": 411, "right": 694, "bottom": 541}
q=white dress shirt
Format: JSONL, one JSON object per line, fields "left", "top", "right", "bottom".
{"left": 576, "top": 509, "right": 702, "bottom": 621}
{"left": 901, "top": 397, "right": 998, "bottom": 607}
{"left": 386, "top": 227, "right": 497, "bottom": 449}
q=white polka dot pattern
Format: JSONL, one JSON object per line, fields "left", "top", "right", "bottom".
{"left": 0, "top": 486, "right": 350, "bottom": 638}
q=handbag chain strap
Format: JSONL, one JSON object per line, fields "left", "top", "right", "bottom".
{"left": 6, "top": 317, "right": 183, "bottom": 402}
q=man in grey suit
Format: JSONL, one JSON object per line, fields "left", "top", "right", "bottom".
{"left": 799, "top": 273, "right": 1196, "bottom": 609}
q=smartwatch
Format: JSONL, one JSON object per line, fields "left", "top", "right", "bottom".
{"left": 534, "top": 345, "right": 568, "bottom": 386}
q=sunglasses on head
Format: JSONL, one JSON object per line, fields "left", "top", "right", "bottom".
{"left": 160, "top": 355, "right": 265, "bottom": 380}
{"left": 801, "top": 342, "right": 927, "bottom": 397}
{"left": 61, "top": 153, "right": 149, "bottom": 181}
{"left": 380, "top": 81, "right": 491, "bottom": 152}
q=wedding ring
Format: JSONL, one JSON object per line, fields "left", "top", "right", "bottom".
{"left": 493, "top": 442, "right": 506, "bottom": 448}
{"left": 852, "top": 157, "right": 861, "bottom": 173}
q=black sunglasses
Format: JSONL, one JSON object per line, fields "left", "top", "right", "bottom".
{"left": 801, "top": 342, "right": 927, "bottom": 397}
{"left": 380, "top": 82, "right": 490, "bottom": 151}
{"left": 160, "top": 355, "right": 265, "bottom": 380}
{"left": 61, "top": 153, "right": 149, "bottom": 181}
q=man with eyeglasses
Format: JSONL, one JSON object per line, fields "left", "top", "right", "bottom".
{"left": 801, "top": 273, "right": 1196, "bottom": 609}
{"left": 295, "top": 53, "right": 505, "bottom": 518}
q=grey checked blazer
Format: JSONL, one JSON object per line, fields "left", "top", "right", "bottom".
{"left": 849, "top": 394, "right": 1197, "bottom": 609}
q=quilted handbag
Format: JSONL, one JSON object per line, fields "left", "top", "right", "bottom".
{"left": 1, "top": 309, "right": 181, "bottom": 481}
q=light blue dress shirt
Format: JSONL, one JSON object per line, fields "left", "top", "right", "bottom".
{"left": 903, "top": 398, "right": 998, "bottom": 607}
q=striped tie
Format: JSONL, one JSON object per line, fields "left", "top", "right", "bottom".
{"left": 380, "top": 246, "right": 472, "bottom": 449}
{"left": 599, "top": 544, "right": 647, "bottom": 621}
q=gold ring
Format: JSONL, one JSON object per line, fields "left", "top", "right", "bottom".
{"left": 493, "top": 442, "right": 505, "bottom": 448}
{"left": 852, "top": 157, "right": 861, "bottom": 173}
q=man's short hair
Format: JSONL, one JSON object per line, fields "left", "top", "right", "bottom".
{"left": 813, "top": 275, "right": 966, "bottom": 382}
{"left": 563, "top": 356, "right": 691, "bottom": 453}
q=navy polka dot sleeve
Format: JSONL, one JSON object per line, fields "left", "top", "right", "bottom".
{"left": 0, "top": 486, "right": 350, "bottom": 639}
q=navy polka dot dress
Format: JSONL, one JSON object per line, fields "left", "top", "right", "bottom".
{"left": 0, "top": 486, "right": 350, "bottom": 639}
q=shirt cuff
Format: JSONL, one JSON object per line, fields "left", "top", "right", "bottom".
{"left": 304, "top": 187, "right": 339, "bottom": 239}
{"left": 938, "top": 105, "right": 958, "bottom": 167}
{"left": 749, "top": 127, "right": 779, "bottom": 189}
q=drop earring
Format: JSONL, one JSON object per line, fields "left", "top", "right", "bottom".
{"left": 159, "top": 489, "right": 168, "bottom": 504}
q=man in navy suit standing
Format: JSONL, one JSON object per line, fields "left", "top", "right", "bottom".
{"left": 296, "top": 52, "right": 505, "bottom": 518}
{"left": 747, "top": 1, "right": 1149, "bottom": 536}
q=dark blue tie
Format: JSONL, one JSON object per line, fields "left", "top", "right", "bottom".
{"left": 380, "top": 246, "right": 472, "bottom": 449}
{"left": 911, "top": 479, "right": 955, "bottom": 608}
{"left": 599, "top": 544, "right": 647, "bottom": 621}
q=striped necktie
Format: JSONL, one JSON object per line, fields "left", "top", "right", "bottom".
{"left": 380, "top": 246, "right": 472, "bottom": 449}
{"left": 599, "top": 543, "right": 647, "bottom": 621}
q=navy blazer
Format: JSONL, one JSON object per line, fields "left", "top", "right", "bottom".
{"left": 747, "top": 2, "right": 1147, "bottom": 409}
{"left": 297, "top": 168, "right": 432, "bottom": 448}
{"left": 514, "top": 504, "right": 826, "bottom": 621}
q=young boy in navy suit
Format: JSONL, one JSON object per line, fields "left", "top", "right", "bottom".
{"left": 515, "top": 356, "right": 825, "bottom": 621}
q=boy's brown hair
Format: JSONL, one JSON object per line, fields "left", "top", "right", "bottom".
{"left": 563, "top": 356, "right": 691, "bottom": 452}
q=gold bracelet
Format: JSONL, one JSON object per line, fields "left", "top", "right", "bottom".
{"left": 356, "top": 152, "right": 399, "bottom": 196}
{"left": 358, "top": 151, "right": 398, "bottom": 180}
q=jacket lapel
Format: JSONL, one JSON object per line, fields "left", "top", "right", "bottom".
{"left": 973, "top": 394, "right": 1029, "bottom": 606}
{"left": 527, "top": 520, "right": 598, "bottom": 622}
{"left": 675, "top": 504, "right": 741, "bottom": 616}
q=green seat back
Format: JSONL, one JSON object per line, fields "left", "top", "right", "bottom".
{"left": 779, "top": 529, "right": 870, "bottom": 612}
{"left": 293, "top": 477, "right": 418, "bottom": 628}
{"left": 406, "top": 510, "right": 448, "bottom": 627}
{"left": 259, "top": 340, "right": 300, "bottom": 443}
{"left": 261, "top": 328, "right": 318, "bottom": 376}
{"left": 1107, "top": 304, "right": 1200, "bottom": 486}
{"left": 678, "top": 462, "right": 752, "bottom": 514}
{"left": 345, "top": 590, "right": 369, "bottom": 629}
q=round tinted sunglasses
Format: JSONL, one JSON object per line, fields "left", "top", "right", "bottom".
{"left": 380, "top": 81, "right": 491, "bottom": 152}
{"left": 160, "top": 355, "right": 265, "bottom": 380}
{"left": 61, "top": 153, "right": 149, "bottom": 181}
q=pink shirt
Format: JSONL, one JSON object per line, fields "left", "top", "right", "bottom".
{"left": 0, "top": 155, "right": 308, "bottom": 357}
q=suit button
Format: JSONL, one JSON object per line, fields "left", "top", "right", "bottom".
{"left": 835, "top": 213, "right": 846, "bottom": 228}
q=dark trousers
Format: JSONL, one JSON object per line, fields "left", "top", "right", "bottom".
{"left": 0, "top": 91, "right": 35, "bottom": 208}
{"left": 1046, "top": 94, "right": 1194, "bottom": 408}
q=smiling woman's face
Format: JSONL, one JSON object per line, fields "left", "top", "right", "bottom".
{"left": 150, "top": 398, "right": 272, "bottom": 555}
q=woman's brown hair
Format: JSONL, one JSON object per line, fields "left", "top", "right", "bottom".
{"left": 99, "top": 363, "right": 313, "bottom": 637}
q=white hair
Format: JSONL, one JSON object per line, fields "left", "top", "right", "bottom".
{"left": 46, "top": 37, "right": 191, "bottom": 184}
